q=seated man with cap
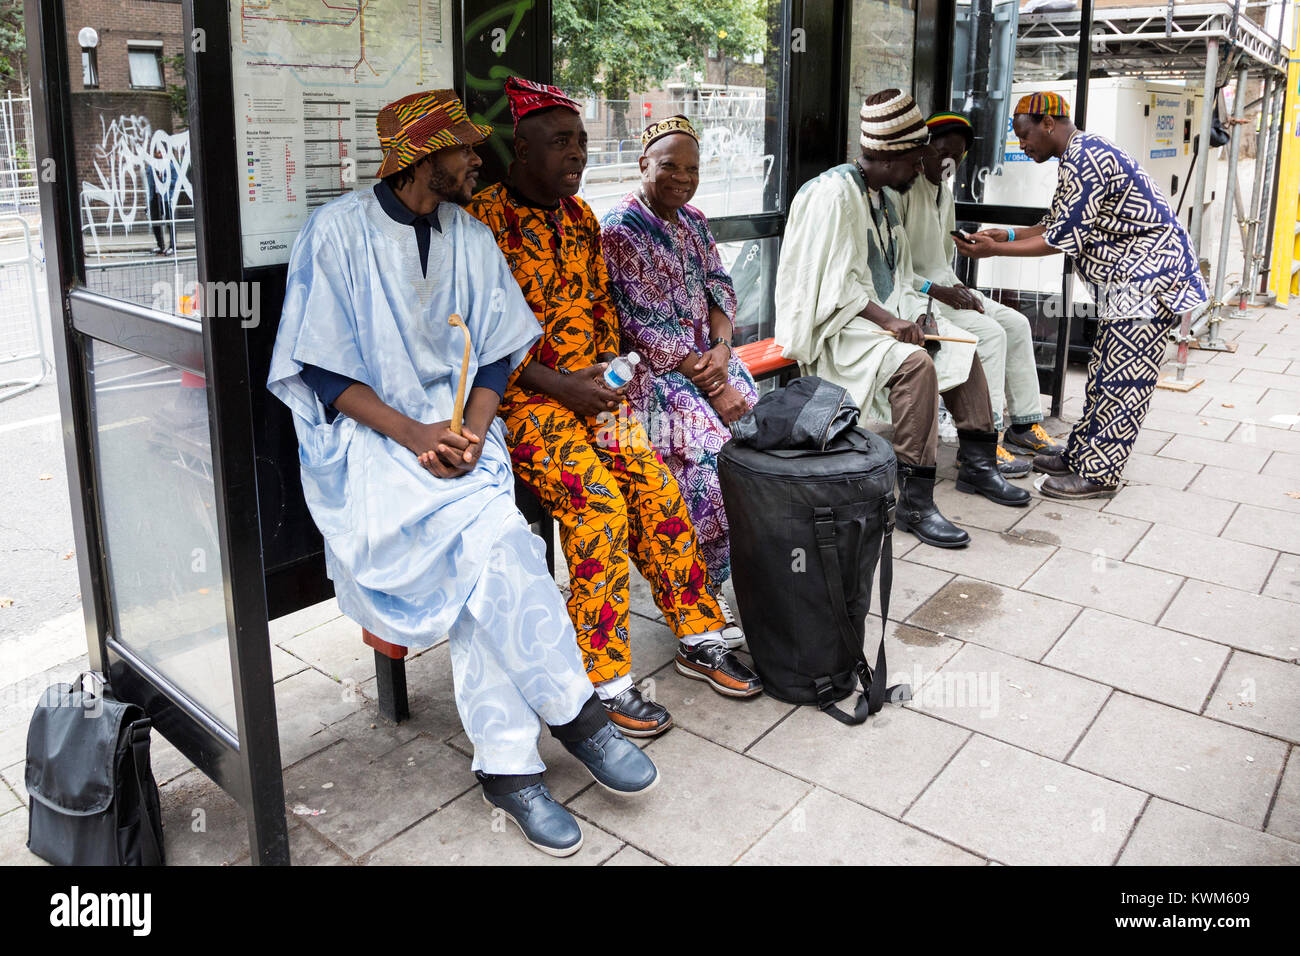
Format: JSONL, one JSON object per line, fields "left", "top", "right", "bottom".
{"left": 599, "top": 114, "right": 758, "bottom": 629}
{"left": 775, "top": 89, "right": 1030, "bottom": 548}
{"left": 268, "top": 89, "right": 658, "bottom": 858}
{"left": 468, "top": 79, "right": 762, "bottom": 741}
{"left": 896, "top": 111, "right": 1066, "bottom": 475}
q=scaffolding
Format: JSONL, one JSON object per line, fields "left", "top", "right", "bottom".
{"left": 1013, "top": 2, "right": 1291, "bottom": 384}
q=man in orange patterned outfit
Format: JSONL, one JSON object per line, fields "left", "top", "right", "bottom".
{"left": 468, "top": 78, "right": 761, "bottom": 737}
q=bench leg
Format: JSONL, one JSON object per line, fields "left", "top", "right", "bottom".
{"left": 372, "top": 649, "right": 410, "bottom": 723}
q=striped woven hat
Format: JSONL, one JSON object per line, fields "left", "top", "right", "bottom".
{"left": 1013, "top": 91, "right": 1071, "bottom": 119}
{"left": 860, "top": 90, "right": 930, "bottom": 159}
{"left": 926, "top": 111, "right": 974, "bottom": 146}
{"left": 375, "top": 90, "right": 492, "bottom": 179}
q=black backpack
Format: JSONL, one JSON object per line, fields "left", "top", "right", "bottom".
{"left": 25, "top": 676, "right": 165, "bottom": 866}
{"left": 721, "top": 378, "right": 910, "bottom": 723}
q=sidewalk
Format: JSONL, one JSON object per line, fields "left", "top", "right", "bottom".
{"left": 2, "top": 301, "right": 1298, "bottom": 866}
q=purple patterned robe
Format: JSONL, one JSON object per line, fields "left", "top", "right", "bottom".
{"left": 600, "top": 193, "right": 758, "bottom": 586}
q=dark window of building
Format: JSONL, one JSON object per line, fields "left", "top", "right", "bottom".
{"left": 128, "top": 45, "right": 165, "bottom": 89}
{"left": 81, "top": 48, "right": 98, "bottom": 88}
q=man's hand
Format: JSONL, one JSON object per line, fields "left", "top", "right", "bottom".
{"left": 956, "top": 232, "right": 1000, "bottom": 259}
{"left": 407, "top": 420, "right": 482, "bottom": 478}
{"left": 556, "top": 365, "right": 624, "bottom": 418}
{"left": 874, "top": 313, "right": 925, "bottom": 346}
{"left": 686, "top": 345, "right": 730, "bottom": 397}
{"left": 709, "top": 384, "right": 749, "bottom": 425}
{"left": 930, "top": 284, "right": 984, "bottom": 313}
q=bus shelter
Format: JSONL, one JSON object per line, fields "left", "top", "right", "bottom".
{"left": 25, "top": 0, "right": 1292, "bottom": 863}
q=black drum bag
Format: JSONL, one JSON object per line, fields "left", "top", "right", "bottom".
{"left": 719, "top": 427, "right": 909, "bottom": 723}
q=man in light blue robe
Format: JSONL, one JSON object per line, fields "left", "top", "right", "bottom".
{"left": 268, "top": 90, "right": 657, "bottom": 857}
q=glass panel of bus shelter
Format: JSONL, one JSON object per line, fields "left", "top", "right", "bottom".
{"left": 845, "top": 0, "right": 917, "bottom": 160}
{"left": 559, "top": 0, "right": 787, "bottom": 222}
{"left": 59, "top": 5, "right": 196, "bottom": 317}
{"left": 949, "top": 0, "right": 1081, "bottom": 367}
{"left": 88, "top": 339, "right": 237, "bottom": 733}
{"left": 716, "top": 235, "right": 778, "bottom": 344}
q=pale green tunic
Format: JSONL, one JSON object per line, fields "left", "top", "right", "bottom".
{"left": 896, "top": 175, "right": 962, "bottom": 288}
{"left": 774, "top": 163, "right": 975, "bottom": 422}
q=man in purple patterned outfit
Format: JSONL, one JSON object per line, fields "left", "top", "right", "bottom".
{"left": 600, "top": 115, "right": 757, "bottom": 647}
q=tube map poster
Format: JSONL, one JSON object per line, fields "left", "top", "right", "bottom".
{"left": 229, "top": 0, "right": 454, "bottom": 267}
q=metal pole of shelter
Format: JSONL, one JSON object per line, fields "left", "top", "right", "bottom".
{"left": 1202, "top": 63, "right": 1250, "bottom": 349}
{"left": 1234, "top": 71, "right": 1275, "bottom": 312}
{"left": 1188, "top": 36, "right": 1220, "bottom": 261}
{"left": 1254, "top": 77, "right": 1287, "bottom": 300}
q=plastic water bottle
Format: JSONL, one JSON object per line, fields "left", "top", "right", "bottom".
{"left": 603, "top": 351, "right": 641, "bottom": 388}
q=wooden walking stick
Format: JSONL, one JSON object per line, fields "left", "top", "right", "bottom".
{"left": 447, "top": 313, "right": 471, "bottom": 436}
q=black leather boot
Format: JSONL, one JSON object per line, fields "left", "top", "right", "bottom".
{"left": 955, "top": 430, "right": 1032, "bottom": 507}
{"left": 896, "top": 462, "right": 970, "bottom": 549}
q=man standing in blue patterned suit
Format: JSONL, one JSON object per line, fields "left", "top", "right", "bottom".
{"left": 957, "top": 91, "right": 1208, "bottom": 501}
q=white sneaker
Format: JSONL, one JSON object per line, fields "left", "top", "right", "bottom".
{"left": 715, "top": 593, "right": 746, "bottom": 649}
{"left": 937, "top": 404, "right": 958, "bottom": 444}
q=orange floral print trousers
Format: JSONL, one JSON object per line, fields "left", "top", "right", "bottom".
{"left": 505, "top": 397, "right": 723, "bottom": 684}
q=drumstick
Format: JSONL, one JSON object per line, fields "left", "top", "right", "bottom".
{"left": 448, "top": 314, "right": 471, "bottom": 435}
{"left": 871, "top": 329, "right": 979, "bottom": 345}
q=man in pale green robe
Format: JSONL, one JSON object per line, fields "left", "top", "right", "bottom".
{"left": 895, "top": 112, "right": 1066, "bottom": 475}
{"left": 774, "top": 89, "right": 1029, "bottom": 549}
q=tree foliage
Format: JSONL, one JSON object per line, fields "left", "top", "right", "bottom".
{"left": 0, "top": 0, "right": 25, "bottom": 91}
{"left": 553, "top": 0, "right": 766, "bottom": 101}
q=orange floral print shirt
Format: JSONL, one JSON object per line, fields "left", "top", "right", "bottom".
{"left": 467, "top": 182, "right": 621, "bottom": 411}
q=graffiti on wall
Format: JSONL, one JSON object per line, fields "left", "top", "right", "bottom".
{"left": 80, "top": 114, "right": 192, "bottom": 255}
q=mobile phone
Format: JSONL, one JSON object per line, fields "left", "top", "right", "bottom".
{"left": 950, "top": 229, "right": 972, "bottom": 242}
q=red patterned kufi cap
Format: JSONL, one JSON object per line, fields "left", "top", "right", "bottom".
{"left": 505, "top": 76, "right": 581, "bottom": 127}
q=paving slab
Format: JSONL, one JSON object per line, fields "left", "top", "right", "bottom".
{"left": 1266, "top": 751, "right": 1300, "bottom": 843}
{"left": 159, "top": 769, "right": 250, "bottom": 865}
{"left": 907, "top": 643, "right": 1110, "bottom": 760}
{"left": 625, "top": 616, "right": 686, "bottom": 676}
{"left": 0, "top": 761, "right": 24, "bottom": 807}
{"left": 0, "top": 659, "right": 89, "bottom": 769}
{"left": 933, "top": 479, "right": 1041, "bottom": 533}
{"left": 1235, "top": 368, "right": 1300, "bottom": 393}
{"left": 1262, "top": 450, "right": 1300, "bottom": 480}
{"left": 1119, "top": 798, "right": 1300, "bottom": 865}
{"left": 149, "top": 733, "right": 195, "bottom": 786}
{"left": 1069, "top": 693, "right": 1288, "bottom": 828}
{"left": 273, "top": 667, "right": 362, "bottom": 768}
{"left": 569, "top": 729, "right": 810, "bottom": 866}
{"left": 1160, "top": 580, "right": 1300, "bottom": 660}
{"left": 0, "top": 780, "right": 18, "bottom": 816}
{"left": 314, "top": 708, "right": 422, "bottom": 761}
{"left": 1008, "top": 501, "right": 1151, "bottom": 560}
{"left": 1211, "top": 351, "right": 1293, "bottom": 373}
{"left": 271, "top": 644, "right": 310, "bottom": 682}
{"left": 1125, "top": 524, "right": 1277, "bottom": 592}
{"left": 0, "top": 805, "right": 46, "bottom": 865}
{"left": 1197, "top": 394, "right": 1300, "bottom": 427}
{"left": 1220, "top": 504, "right": 1300, "bottom": 556}
{"left": 1139, "top": 408, "right": 1236, "bottom": 441}
{"left": 284, "top": 737, "right": 472, "bottom": 860}
{"left": 737, "top": 786, "right": 984, "bottom": 865}
{"left": 268, "top": 600, "right": 343, "bottom": 644}
{"left": 1158, "top": 433, "right": 1271, "bottom": 473}
{"left": 1117, "top": 452, "right": 1202, "bottom": 490}
{"left": 279, "top": 615, "right": 379, "bottom": 686}
{"left": 1043, "top": 609, "right": 1229, "bottom": 711}
{"left": 904, "top": 525, "right": 1057, "bottom": 589}
{"left": 870, "top": 559, "right": 954, "bottom": 620}
{"left": 1131, "top": 427, "right": 1174, "bottom": 455}
{"left": 1230, "top": 422, "right": 1300, "bottom": 455}
{"left": 907, "top": 577, "right": 1080, "bottom": 661}
{"left": 747, "top": 704, "right": 968, "bottom": 817}
{"left": 904, "top": 734, "right": 1147, "bottom": 865}
{"left": 602, "top": 845, "right": 663, "bottom": 865}
{"left": 1022, "top": 547, "right": 1183, "bottom": 624}
{"left": 1262, "top": 553, "right": 1300, "bottom": 604}
{"left": 637, "top": 657, "right": 796, "bottom": 753}
{"left": 1101, "top": 483, "right": 1238, "bottom": 536}
{"left": 872, "top": 615, "right": 965, "bottom": 681}
{"left": 365, "top": 785, "right": 622, "bottom": 865}
{"left": 1205, "top": 651, "right": 1300, "bottom": 744}
{"left": 384, "top": 642, "right": 466, "bottom": 742}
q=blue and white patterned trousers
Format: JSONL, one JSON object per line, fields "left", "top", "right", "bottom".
{"left": 447, "top": 512, "right": 595, "bottom": 775}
